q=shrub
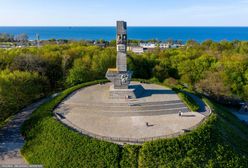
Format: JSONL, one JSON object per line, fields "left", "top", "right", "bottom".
{"left": 120, "top": 145, "right": 140, "bottom": 168}
{"left": 0, "top": 70, "right": 49, "bottom": 122}
{"left": 178, "top": 92, "right": 200, "bottom": 111}
{"left": 66, "top": 57, "right": 94, "bottom": 86}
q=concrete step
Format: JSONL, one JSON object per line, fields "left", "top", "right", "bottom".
{"left": 131, "top": 100, "right": 183, "bottom": 106}
{"left": 56, "top": 105, "right": 190, "bottom": 116}
{"left": 63, "top": 103, "right": 188, "bottom": 112}
{"left": 64, "top": 100, "right": 184, "bottom": 107}
{"left": 102, "top": 108, "right": 190, "bottom": 117}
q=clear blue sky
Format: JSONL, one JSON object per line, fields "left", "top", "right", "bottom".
{"left": 0, "top": 0, "right": 248, "bottom": 26}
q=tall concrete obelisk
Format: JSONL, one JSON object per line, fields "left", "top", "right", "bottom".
{"left": 106, "top": 21, "right": 135, "bottom": 99}
{"left": 116, "top": 21, "right": 127, "bottom": 72}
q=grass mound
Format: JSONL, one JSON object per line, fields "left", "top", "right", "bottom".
{"left": 139, "top": 113, "right": 248, "bottom": 167}
{"left": 21, "top": 81, "right": 248, "bottom": 167}
{"left": 21, "top": 80, "right": 121, "bottom": 168}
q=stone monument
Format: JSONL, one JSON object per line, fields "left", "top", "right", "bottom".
{"left": 105, "top": 21, "right": 135, "bottom": 99}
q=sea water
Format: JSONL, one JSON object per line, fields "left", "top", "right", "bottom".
{"left": 0, "top": 26, "right": 248, "bottom": 42}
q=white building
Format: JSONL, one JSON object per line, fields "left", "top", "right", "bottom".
{"left": 128, "top": 42, "right": 184, "bottom": 54}
{"left": 127, "top": 46, "right": 144, "bottom": 54}
{"left": 140, "top": 42, "right": 182, "bottom": 49}
{"left": 139, "top": 43, "right": 157, "bottom": 49}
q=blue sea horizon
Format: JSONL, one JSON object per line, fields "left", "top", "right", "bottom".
{"left": 0, "top": 26, "right": 248, "bottom": 42}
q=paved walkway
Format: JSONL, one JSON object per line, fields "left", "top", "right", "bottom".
{"left": 0, "top": 96, "right": 53, "bottom": 165}
{"left": 54, "top": 83, "right": 210, "bottom": 144}
{"left": 230, "top": 109, "right": 248, "bottom": 123}
{"left": 233, "top": 113, "right": 248, "bottom": 123}
{"left": 183, "top": 91, "right": 211, "bottom": 116}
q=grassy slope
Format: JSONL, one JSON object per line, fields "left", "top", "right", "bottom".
{"left": 21, "top": 80, "right": 121, "bottom": 168}
{"left": 204, "top": 99, "right": 248, "bottom": 156}
{"left": 139, "top": 99, "right": 248, "bottom": 167}
{"left": 21, "top": 81, "right": 248, "bottom": 168}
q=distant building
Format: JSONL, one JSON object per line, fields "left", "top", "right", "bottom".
{"left": 170, "top": 44, "right": 183, "bottom": 48}
{"left": 139, "top": 43, "right": 157, "bottom": 49}
{"left": 128, "top": 42, "right": 184, "bottom": 53}
{"left": 140, "top": 42, "right": 183, "bottom": 50}
{"left": 0, "top": 44, "right": 8, "bottom": 48}
{"left": 93, "top": 41, "right": 107, "bottom": 48}
{"left": 159, "top": 43, "right": 170, "bottom": 48}
{"left": 0, "top": 43, "right": 15, "bottom": 49}
{"left": 127, "top": 46, "right": 144, "bottom": 54}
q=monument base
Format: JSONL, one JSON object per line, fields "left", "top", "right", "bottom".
{"left": 108, "top": 84, "right": 145, "bottom": 99}
{"left": 109, "top": 85, "right": 136, "bottom": 99}
{"left": 105, "top": 69, "right": 132, "bottom": 89}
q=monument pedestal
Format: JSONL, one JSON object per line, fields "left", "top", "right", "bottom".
{"left": 106, "top": 69, "right": 134, "bottom": 99}
{"left": 109, "top": 85, "right": 136, "bottom": 99}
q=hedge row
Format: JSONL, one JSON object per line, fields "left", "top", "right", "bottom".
{"left": 178, "top": 92, "right": 200, "bottom": 112}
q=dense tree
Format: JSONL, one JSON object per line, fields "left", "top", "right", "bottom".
{"left": 0, "top": 70, "right": 49, "bottom": 122}
{"left": 1, "top": 40, "right": 248, "bottom": 122}
{"left": 0, "top": 33, "right": 14, "bottom": 42}
{"left": 128, "top": 53, "right": 155, "bottom": 79}
{"left": 195, "top": 71, "right": 233, "bottom": 103}
{"left": 152, "top": 60, "right": 170, "bottom": 82}
{"left": 15, "top": 33, "right": 29, "bottom": 42}
{"left": 10, "top": 54, "right": 47, "bottom": 75}
{"left": 66, "top": 57, "right": 93, "bottom": 86}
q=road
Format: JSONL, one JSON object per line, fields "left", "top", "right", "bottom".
{"left": 0, "top": 96, "right": 53, "bottom": 165}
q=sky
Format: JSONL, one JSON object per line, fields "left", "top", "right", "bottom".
{"left": 0, "top": 0, "right": 248, "bottom": 26}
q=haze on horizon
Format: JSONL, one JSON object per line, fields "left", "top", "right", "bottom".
{"left": 0, "top": 0, "right": 248, "bottom": 26}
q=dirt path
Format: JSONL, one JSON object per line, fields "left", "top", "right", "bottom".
{"left": 0, "top": 96, "right": 53, "bottom": 165}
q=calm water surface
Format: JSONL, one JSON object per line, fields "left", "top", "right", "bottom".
{"left": 0, "top": 27, "right": 248, "bottom": 42}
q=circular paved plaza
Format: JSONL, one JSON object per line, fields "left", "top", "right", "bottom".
{"left": 54, "top": 82, "right": 206, "bottom": 143}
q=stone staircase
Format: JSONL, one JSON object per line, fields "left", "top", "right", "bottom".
{"left": 61, "top": 99, "right": 189, "bottom": 117}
